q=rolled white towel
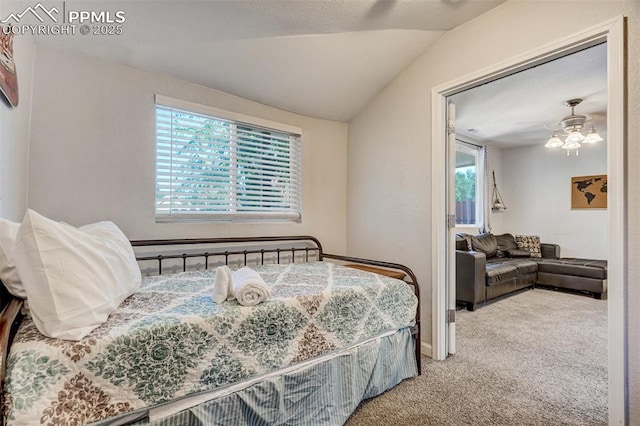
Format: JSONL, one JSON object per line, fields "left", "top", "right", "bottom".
{"left": 230, "top": 267, "right": 271, "bottom": 306}
{"left": 213, "top": 266, "right": 232, "bottom": 304}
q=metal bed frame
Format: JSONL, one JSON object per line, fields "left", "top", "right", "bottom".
{"left": 130, "top": 235, "right": 421, "bottom": 373}
{"left": 0, "top": 235, "right": 421, "bottom": 424}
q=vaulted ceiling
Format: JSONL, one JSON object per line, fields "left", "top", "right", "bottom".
{"left": 17, "top": 0, "right": 507, "bottom": 121}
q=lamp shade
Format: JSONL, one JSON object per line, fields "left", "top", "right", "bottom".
{"left": 583, "top": 126, "right": 604, "bottom": 144}
{"left": 545, "top": 133, "right": 564, "bottom": 148}
{"left": 561, "top": 139, "right": 581, "bottom": 150}
{"left": 565, "top": 130, "right": 586, "bottom": 143}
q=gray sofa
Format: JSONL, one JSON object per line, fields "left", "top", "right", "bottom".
{"left": 456, "top": 232, "right": 607, "bottom": 311}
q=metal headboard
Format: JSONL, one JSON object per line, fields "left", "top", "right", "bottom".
{"left": 130, "top": 235, "right": 324, "bottom": 274}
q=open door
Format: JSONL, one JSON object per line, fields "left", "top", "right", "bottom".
{"left": 446, "top": 100, "right": 457, "bottom": 355}
{"left": 432, "top": 18, "right": 625, "bottom": 422}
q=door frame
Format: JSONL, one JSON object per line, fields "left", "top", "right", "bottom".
{"left": 430, "top": 16, "right": 626, "bottom": 424}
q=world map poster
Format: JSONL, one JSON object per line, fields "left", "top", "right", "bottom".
{"left": 571, "top": 174, "right": 607, "bottom": 209}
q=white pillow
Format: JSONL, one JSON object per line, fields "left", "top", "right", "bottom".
{"left": 13, "top": 210, "right": 141, "bottom": 340}
{"left": 0, "top": 219, "right": 25, "bottom": 298}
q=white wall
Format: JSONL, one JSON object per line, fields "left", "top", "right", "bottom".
{"left": 495, "top": 142, "right": 607, "bottom": 259}
{"left": 0, "top": 31, "right": 34, "bottom": 221}
{"left": 347, "top": 1, "right": 639, "bottom": 418}
{"left": 28, "top": 46, "right": 348, "bottom": 253}
{"left": 487, "top": 144, "right": 505, "bottom": 233}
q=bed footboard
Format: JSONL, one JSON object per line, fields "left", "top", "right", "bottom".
{"left": 322, "top": 252, "right": 421, "bottom": 372}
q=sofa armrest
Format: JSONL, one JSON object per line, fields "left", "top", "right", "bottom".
{"left": 456, "top": 250, "right": 487, "bottom": 310}
{"left": 541, "top": 243, "right": 561, "bottom": 259}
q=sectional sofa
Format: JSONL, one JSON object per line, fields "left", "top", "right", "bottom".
{"left": 456, "top": 232, "right": 607, "bottom": 311}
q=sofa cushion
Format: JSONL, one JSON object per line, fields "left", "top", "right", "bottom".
{"left": 485, "top": 261, "right": 517, "bottom": 285}
{"left": 471, "top": 233, "right": 498, "bottom": 258}
{"left": 504, "top": 259, "right": 539, "bottom": 275}
{"left": 456, "top": 233, "right": 472, "bottom": 251}
{"left": 536, "top": 258, "right": 607, "bottom": 280}
{"left": 495, "top": 233, "right": 518, "bottom": 257}
{"left": 506, "top": 249, "right": 531, "bottom": 258}
{"left": 541, "top": 243, "right": 561, "bottom": 259}
{"left": 516, "top": 235, "right": 542, "bottom": 258}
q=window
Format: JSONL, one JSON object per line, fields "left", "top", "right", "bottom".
{"left": 155, "top": 95, "right": 302, "bottom": 222}
{"left": 455, "top": 141, "right": 484, "bottom": 226}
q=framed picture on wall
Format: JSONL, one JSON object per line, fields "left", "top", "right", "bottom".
{"left": 0, "top": 24, "right": 19, "bottom": 107}
{"left": 571, "top": 175, "right": 607, "bottom": 209}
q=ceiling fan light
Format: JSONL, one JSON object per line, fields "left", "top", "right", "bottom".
{"left": 544, "top": 99, "right": 600, "bottom": 155}
{"left": 583, "top": 126, "right": 604, "bottom": 144}
{"left": 561, "top": 139, "right": 581, "bottom": 150}
{"left": 545, "top": 133, "right": 564, "bottom": 148}
{"left": 565, "top": 130, "right": 586, "bottom": 143}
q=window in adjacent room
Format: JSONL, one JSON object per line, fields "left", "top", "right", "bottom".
{"left": 455, "top": 141, "right": 484, "bottom": 227}
{"left": 155, "top": 95, "right": 302, "bottom": 222}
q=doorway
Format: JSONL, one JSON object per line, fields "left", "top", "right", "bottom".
{"left": 430, "top": 17, "right": 625, "bottom": 424}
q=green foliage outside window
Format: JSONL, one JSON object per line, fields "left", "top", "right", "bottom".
{"left": 157, "top": 107, "right": 298, "bottom": 216}
{"left": 455, "top": 169, "right": 476, "bottom": 202}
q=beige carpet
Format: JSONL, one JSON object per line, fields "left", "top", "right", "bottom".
{"left": 345, "top": 288, "right": 608, "bottom": 425}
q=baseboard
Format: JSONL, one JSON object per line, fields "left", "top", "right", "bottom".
{"left": 421, "top": 342, "right": 433, "bottom": 358}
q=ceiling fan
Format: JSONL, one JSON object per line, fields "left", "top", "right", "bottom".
{"left": 545, "top": 98, "right": 605, "bottom": 155}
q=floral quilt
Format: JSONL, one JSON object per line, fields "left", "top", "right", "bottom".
{"left": 3, "top": 261, "right": 417, "bottom": 425}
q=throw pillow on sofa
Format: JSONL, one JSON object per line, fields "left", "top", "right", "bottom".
{"left": 515, "top": 235, "right": 542, "bottom": 258}
{"left": 471, "top": 233, "right": 498, "bottom": 258}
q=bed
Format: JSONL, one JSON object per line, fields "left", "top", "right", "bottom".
{"left": 0, "top": 235, "right": 421, "bottom": 425}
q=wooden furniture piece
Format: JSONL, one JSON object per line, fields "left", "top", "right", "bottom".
{"left": 345, "top": 264, "right": 406, "bottom": 280}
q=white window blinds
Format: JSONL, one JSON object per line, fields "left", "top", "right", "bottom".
{"left": 155, "top": 96, "right": 302, "bottom": 222}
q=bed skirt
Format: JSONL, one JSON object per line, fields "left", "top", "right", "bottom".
{"left": 100, "top": 326, "right": 417, "bottom": 426}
